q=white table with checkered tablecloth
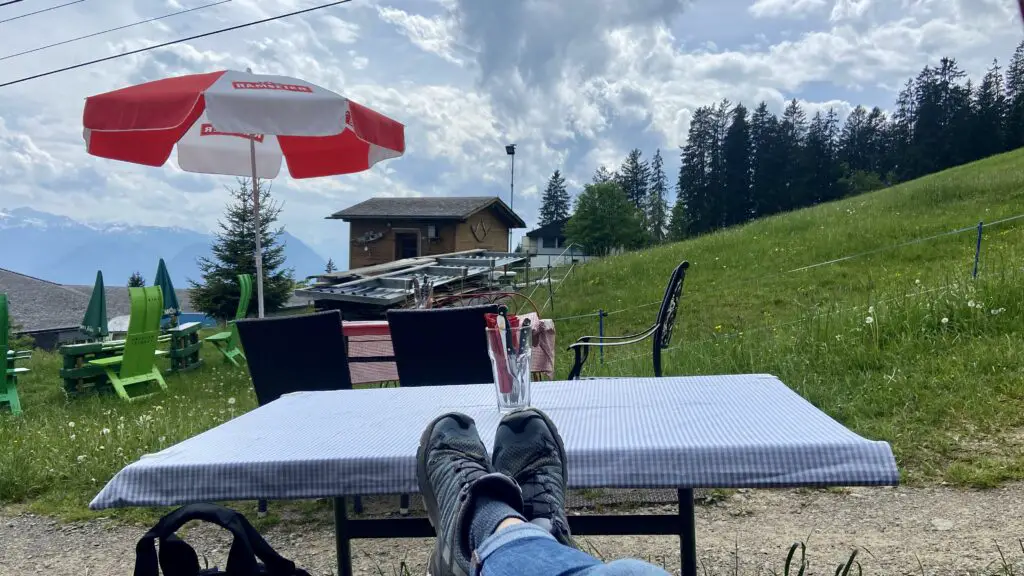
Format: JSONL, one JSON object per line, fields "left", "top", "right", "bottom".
{"left": 92, "top": 375, "right": 899, "bottom": 576}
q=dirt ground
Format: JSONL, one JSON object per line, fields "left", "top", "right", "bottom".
{"left": 3, "top": 485, "right": 1024, "bottom": 576}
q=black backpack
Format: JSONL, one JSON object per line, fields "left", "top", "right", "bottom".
{"left": 134, "top": 503, "right": 311, "bottom": 576}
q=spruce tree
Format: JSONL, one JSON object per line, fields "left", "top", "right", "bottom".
{"left": 616, "top": 149, "right": 651, "bottom": 214}
{"left": 325, "top": 258, "right": 337, "bottom": 274}
{"left": 189, "top": 178, "right": 294, "bottom": 321}
{"left": 1005, "top": 40, "right": 1024, "bottom": 150}
{"left": 722, "top": 104, "right": 752, "bottom": 226}
{"left": 592, "top": 166, "right": 615, "bottom": 184}
{"left": 128, "top": 271, "right": 145, "bottom": 288}
{"left": 539, "top": 169, "right": 571, "bottom": 225}
{"left": 647, "top": 149, "right": 669, "bottom": 243}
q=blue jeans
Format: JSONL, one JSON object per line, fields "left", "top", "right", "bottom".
{"left": 473, "top": 522, "right": 670, "bottom": 576}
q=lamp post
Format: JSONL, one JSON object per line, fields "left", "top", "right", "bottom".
{"left": 505, "top": 144, "right": 516, "bottom": 253}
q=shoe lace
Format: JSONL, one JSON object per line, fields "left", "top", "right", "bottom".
{"left": 515, "top": 439, "right": 562, "bottom": 517}
{"left": 451, "top": 455, "right": 489, "bottom": 492}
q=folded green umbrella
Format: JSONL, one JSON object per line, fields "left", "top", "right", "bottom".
{"left": 80, "top": 270, "right": 108, "bottom": 338}
{"left": 153, "top": 258, "right": 180, "bottom": 316}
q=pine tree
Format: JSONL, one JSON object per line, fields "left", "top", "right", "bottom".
{"left": 647, "top": 149, "right": 669, "bottom": 242}
{"left": 128, "top": 271, "right": 145, "bottom": 287}
{"left": 592, "top": 166, "right": 615, "bottom": 184}
{"left": 839, "top": 105, "right": 869, "bottom": 173}
{"left": 616, "top": 149, "right": 651, "bottom": 215}
{"left": 722, "top": 103, "right": 752, "bottom": 226}
{"left": 539, "top": 169, "right": 571, "bottom": 225}
{"left": 189, "top": 178, "right": 295, "bottom": 321}
{"left": 780, "top": 99, "right": 808, "bottom": 209}
{"left": 864, "top": 107, "right": 889, "bottom": 179}
{"left": 676, "top": 105, "right": 715, "bottom": 235}
{"left": 325, "top": 258, "right": 337, "bottom": 274}
{"left": 750, "top": 101, "right": 782, "bottom": 216}
{"left": 889, "top": 79, "right": 916, "bottom": 182}
{"left": 1005, "top": 40, "right": 1024, "bottom": 150}
{"left": 974, "top": 59, "right": 1006, "bottom": 158}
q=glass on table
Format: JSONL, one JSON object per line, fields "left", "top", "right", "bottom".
{"left": 485, "top": 325, "right": 532, "bottom": 413}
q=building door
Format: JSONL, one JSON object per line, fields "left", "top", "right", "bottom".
{"left": 394, "top": 232, "right": 419, "bottom": 260}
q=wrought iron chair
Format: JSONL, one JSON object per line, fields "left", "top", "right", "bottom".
{"left": 567, "top": 260, "right": 690, "bottom": 380}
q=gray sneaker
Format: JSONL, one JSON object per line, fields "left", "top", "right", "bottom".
{"left": 417, "top": 412, "right": 523, "bottom": 576}
{"left": 491, "top": 408, "right": 574, "bottom": 547}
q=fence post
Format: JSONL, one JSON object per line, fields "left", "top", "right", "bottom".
{"left": 547, "top": 264, "right": 555, "bottom": 315}
{"left": 973, "top": 221, "right": 983, "bottom": 279}
{"left": 598, "top": 309, "right": 608, "bottom": 365}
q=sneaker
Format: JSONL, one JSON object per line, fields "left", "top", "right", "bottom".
{"left": 491, "top": 408, "right": 574, "bottom": 547}
{"left": 417, "top": 412, "right": 523, "bottom": 576}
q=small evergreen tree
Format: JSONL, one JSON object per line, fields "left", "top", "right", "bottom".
{"left": 127, "top": 271, "right": 145, "bottom": 287}
{"left": 647, "top": 149, "right": 669, "bottom": 243}
{"left": 538, "top": 169, "right": 571, "bottom": 225}
{"left": 616, "top": 149, "right": 651, "bottom": 215}
{"left": 325, "top": 258, "right": 337, "bottom": 274}
{"left": 189, "top": 178, "right": 294, "bottom": 321}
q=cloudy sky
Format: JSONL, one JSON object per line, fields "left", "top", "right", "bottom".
{"left": 0, "top": 0, "right": 1020, "bottom": 269}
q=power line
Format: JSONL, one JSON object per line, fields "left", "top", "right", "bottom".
{"left": 0, "top": 0, "right": 354, "bottom": 88}
{"left": 0, "top": 0, "right": 81, "bottom": 24}
{"left": 1, "top": 0, "right": 231, "bottom": 61}
{"left": 0, "top": 0, "right": 26, "bottom": 7}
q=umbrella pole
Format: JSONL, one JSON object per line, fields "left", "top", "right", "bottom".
{"left": 250, "top": 137, "right": 266, "bottom": 318}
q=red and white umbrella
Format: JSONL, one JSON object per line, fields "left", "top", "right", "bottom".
{"left": 83, "top": 69, "right": 406, "bottom": 317}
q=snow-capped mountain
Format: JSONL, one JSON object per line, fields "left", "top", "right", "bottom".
{"left": 0, "top": 207, "right": 326, "bottom": 286}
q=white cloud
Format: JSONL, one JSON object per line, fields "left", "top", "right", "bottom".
{"left": 0, "top": 0, "right": 1020, "bottom": 271}
{"left": 748, "top": 0, "right": 828, "bottom": 19}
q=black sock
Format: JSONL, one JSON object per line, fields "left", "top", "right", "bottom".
{"left": 469, "top": 495, "right": 526, "bottom": 550}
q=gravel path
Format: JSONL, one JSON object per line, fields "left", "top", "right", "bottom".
{"left": 3, "top": 485, "right": 1024, "bottom": 575}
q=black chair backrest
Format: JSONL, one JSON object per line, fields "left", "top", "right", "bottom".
{"left": 386, "top": 304, "right": 498, "bottom": 387}
{"left": 653, "top": 261, "right": 691, "bottom": 351}
{"left": 235, "top": 310, "right": 352, "bottom": 406}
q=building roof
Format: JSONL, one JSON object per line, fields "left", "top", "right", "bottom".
{"left": 0, "top": 268, "right": 88, "bottom": 332}
{"left": 525, "top": 218, "right": 569, "bottom": 239}
{"left": 0, "top": 267, "right": 194, "bottom": 334}
{"left": 327, "top": 196, "right": 526, "bottom": 228}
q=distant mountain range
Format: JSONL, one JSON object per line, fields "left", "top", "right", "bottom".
{"left": 0, "top": 207, "right": 326, "bottom": 287}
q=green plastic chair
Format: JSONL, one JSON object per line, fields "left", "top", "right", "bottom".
{"left": 204, "top": 274, "right": 252, "bottom": 367}
{"left": 88, "top": 286, "right": 168, "bottom": 401}
{"left": 0, "top": 293, "right": 28, "bottom": 415}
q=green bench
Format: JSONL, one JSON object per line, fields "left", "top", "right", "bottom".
{"left": 205, "top": 274, "right": 252, "bottom": 367}
{"left": 60, "top": 335, "right": 171, "bottom": 396}
{"left": 88, "top": 286, "right": 168, "bottom": 401}
{"left": 1, "top": 294, "right": 29, "bottom": 415}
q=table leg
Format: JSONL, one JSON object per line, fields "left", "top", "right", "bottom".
{"left": 334, "top": 497, "right": 352, "bottom": 576}
{"left": 678, "top": 488, "right": 697, "bottom": 576}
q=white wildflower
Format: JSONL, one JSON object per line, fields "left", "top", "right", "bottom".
{"left": 968, "top": 300, "right": 976, "bottom": 308}
{"left": 159, "top": 436, "right": 166, "bottom": 443}
{"left": 67, "top": 421, "right": 75, "bottom": 428}
{"left": 868, "top": 305, "right": 875, "bottom": 314}
{"left": 915, "top": 279, "right": 921, "bottom": 285}
{"left": 865, "top": 316, "right": 874, "bottom": 325}
{"left": 991, "top": 308, "right": 1006, "bottom": 315}
{"left": 76, "top": 455, "right": 86, "bottom": 463}
{"left": 101, "top": 428, "right": 110, "bottom": 435}
{"left": 941, "top": 317, "right": 949, "bottom": 324}
{"left": 227, "top": 397, "right": 236, "bottom": 405}
{"left": 69, "top": 434, "right": 76, "bottom": 441}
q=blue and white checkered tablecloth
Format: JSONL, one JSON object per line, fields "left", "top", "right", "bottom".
{"left": 90, "top": 375, "right": 899, "bottom": 509}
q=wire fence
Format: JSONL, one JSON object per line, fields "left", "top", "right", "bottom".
{"left": 539, "top": 211, "right": 1024, "bottom": 367}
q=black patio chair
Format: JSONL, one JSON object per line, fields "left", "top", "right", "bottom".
{"left": 386, "top": 304, "right": 498, "bottom": 514}
{"left": 235, "top": 310, "right": 356, "bottom": 515}
{"left": 386, "top": 304, "right": 499, "bottom": 387}
{"left": 567, "top": 260, "right": 690, "bottom": 380}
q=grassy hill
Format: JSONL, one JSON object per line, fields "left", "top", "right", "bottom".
{"left": 544, "top": 148, "right": 1024, "bottom": 485}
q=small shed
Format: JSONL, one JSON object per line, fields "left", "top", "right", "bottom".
{"left": 328, "top": 196, "right": 526, "bottom": 270}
